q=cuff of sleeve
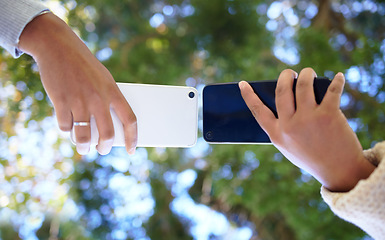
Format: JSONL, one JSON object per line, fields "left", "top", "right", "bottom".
{"left": 320, "top": 141, "right": 385, "bottom": 238}
{"left": 0, "top": 0, "right": 49, "bottom": 58}
{"left": 321, "top": 141, "right": 385, "bottom": 202}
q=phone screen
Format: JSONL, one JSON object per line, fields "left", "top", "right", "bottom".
{"left": 202, "top": 78, "right": 331, "bottom": 144}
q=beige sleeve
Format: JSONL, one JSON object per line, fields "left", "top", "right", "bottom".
{"left": 321, "top": 141, "right": 385, "bottom": 239}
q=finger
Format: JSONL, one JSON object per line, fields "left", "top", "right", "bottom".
{"left": 321, "top": 72, "right": 345, "bottom": 110}
{"left": 92, "top": 104, "right": 115, "bottom": 155}
{"left": 72, "top": 108, "right": 91, "bottom": 155}
{"left": 296, "top": 67, "right": 317, "bottom": 110}
{"left": 54, "top": 105, "right": 73, "bottom": 132}
{"left": 275, "top": 69, "right": 297, "bottom": 121}
{"left": 239, "top": 81, "right": 277, "bottom": 134}
{"left": 111, "top": 93, "right": 137, "bottom": 155}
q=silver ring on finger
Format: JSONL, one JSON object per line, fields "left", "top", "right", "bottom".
{"left": 73, "top": 121, "right": 90, "bottom": 127}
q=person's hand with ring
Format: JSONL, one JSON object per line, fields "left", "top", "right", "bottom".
{"left": 18, "top": 12, "right": 137, "bottom": 155}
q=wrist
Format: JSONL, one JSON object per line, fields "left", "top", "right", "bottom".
{"left": 322, "top": 154, "right": 376, "bottom": 192}
{"left": 18, "top": 12, "right": 74, "bottom": 59}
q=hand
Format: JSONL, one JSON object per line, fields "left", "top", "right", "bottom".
{"left": 239, "top": 68, "right": 375, "bottom": 192}
{"left": 18, "top": 13, "right": 137, "bottom": 155}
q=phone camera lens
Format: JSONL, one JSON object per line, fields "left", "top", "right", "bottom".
{"left": 205, "top": 131, "right": 213, "bottom": 140}
{"left": 188, "top": 91, "right": 195, "bottom": 98}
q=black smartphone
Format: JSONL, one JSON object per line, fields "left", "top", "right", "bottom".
{"left": 202, "top": 77, "right": 331, "bottom": 144}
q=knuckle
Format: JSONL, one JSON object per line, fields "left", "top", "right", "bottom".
{"left": 72, "top": 99, "right": 88, "bottom": 112}
{"left": 76, "top": 136, "right": 91, "bottom": 144}
{"left": 281, "top": 123, "right": 296, "bottom": 136}
{"left": 99, "top": 129, "right": 115, "bottom": 142}
{"left": 130, "top": 112, "right": 138, "bottom": 123}
{"left": 59, "top": 124, "right": 72, "bottom": 132}
{"left": 280, "top": 117, "right": 306, "bottom": 137}
{"left": 275, "top": 84, "right": 290, "bottom": 97}
{"left": 122, "top": 114, "right": 137, "bottom": 127}
{"left": 296, "top": 79, "right": 310, "bottom": 89}
{"left": 108, "top": 84, "right": 120, "bottom": 95}
{"left": 125, "top": 134, "right": 138, "bottom": 146}
{"left": 328, "top": 85, "right": 338, "bottom": 94}
{"left": 327, "top": 84, "right": 342, "bottom": 94}
{"left": 90, "top": 91, "right": 104, "bottom": 105}
{"left": 52, "top": 91, "right": 71, "bottom": 105}
{"left": 85, "top": 87, "right": 105, "bottom": 105}
{"left": 249, "top": 103, "right": 263, "bottom": 118}
{"left": 317, "top": 111, "right": 333, "bottom": 125}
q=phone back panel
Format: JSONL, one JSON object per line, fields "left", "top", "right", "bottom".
{"left": 203, "top": 78, "right": 330, "bottom": 144}
{"left": 71, "top": 83, "right": 198, "bottom": 148}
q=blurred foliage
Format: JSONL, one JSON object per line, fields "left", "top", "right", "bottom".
{"left": 1, "top": 0, "right": 385, "bottom": 239}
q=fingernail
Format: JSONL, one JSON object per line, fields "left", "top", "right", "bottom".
{"left": 239, "top": 81, "right": 246, "bottom": 89}
{"left": 96, "top": 146, "right": 111, "bottom": 155}
{"left": 128, "top": 147, "right": 136, "bottom": 155}
{"left": 96, "top": 139, "right": 113, "bottom": 155}
{"left": 77, "top": 143, "right": 90, "bottom": 155}
{"left": 336, "top": 72, "right": 345, "bottom": 78}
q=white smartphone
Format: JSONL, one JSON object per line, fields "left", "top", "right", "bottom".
{"left": 71, "top": 83, "right": 198, "bottom": 148}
